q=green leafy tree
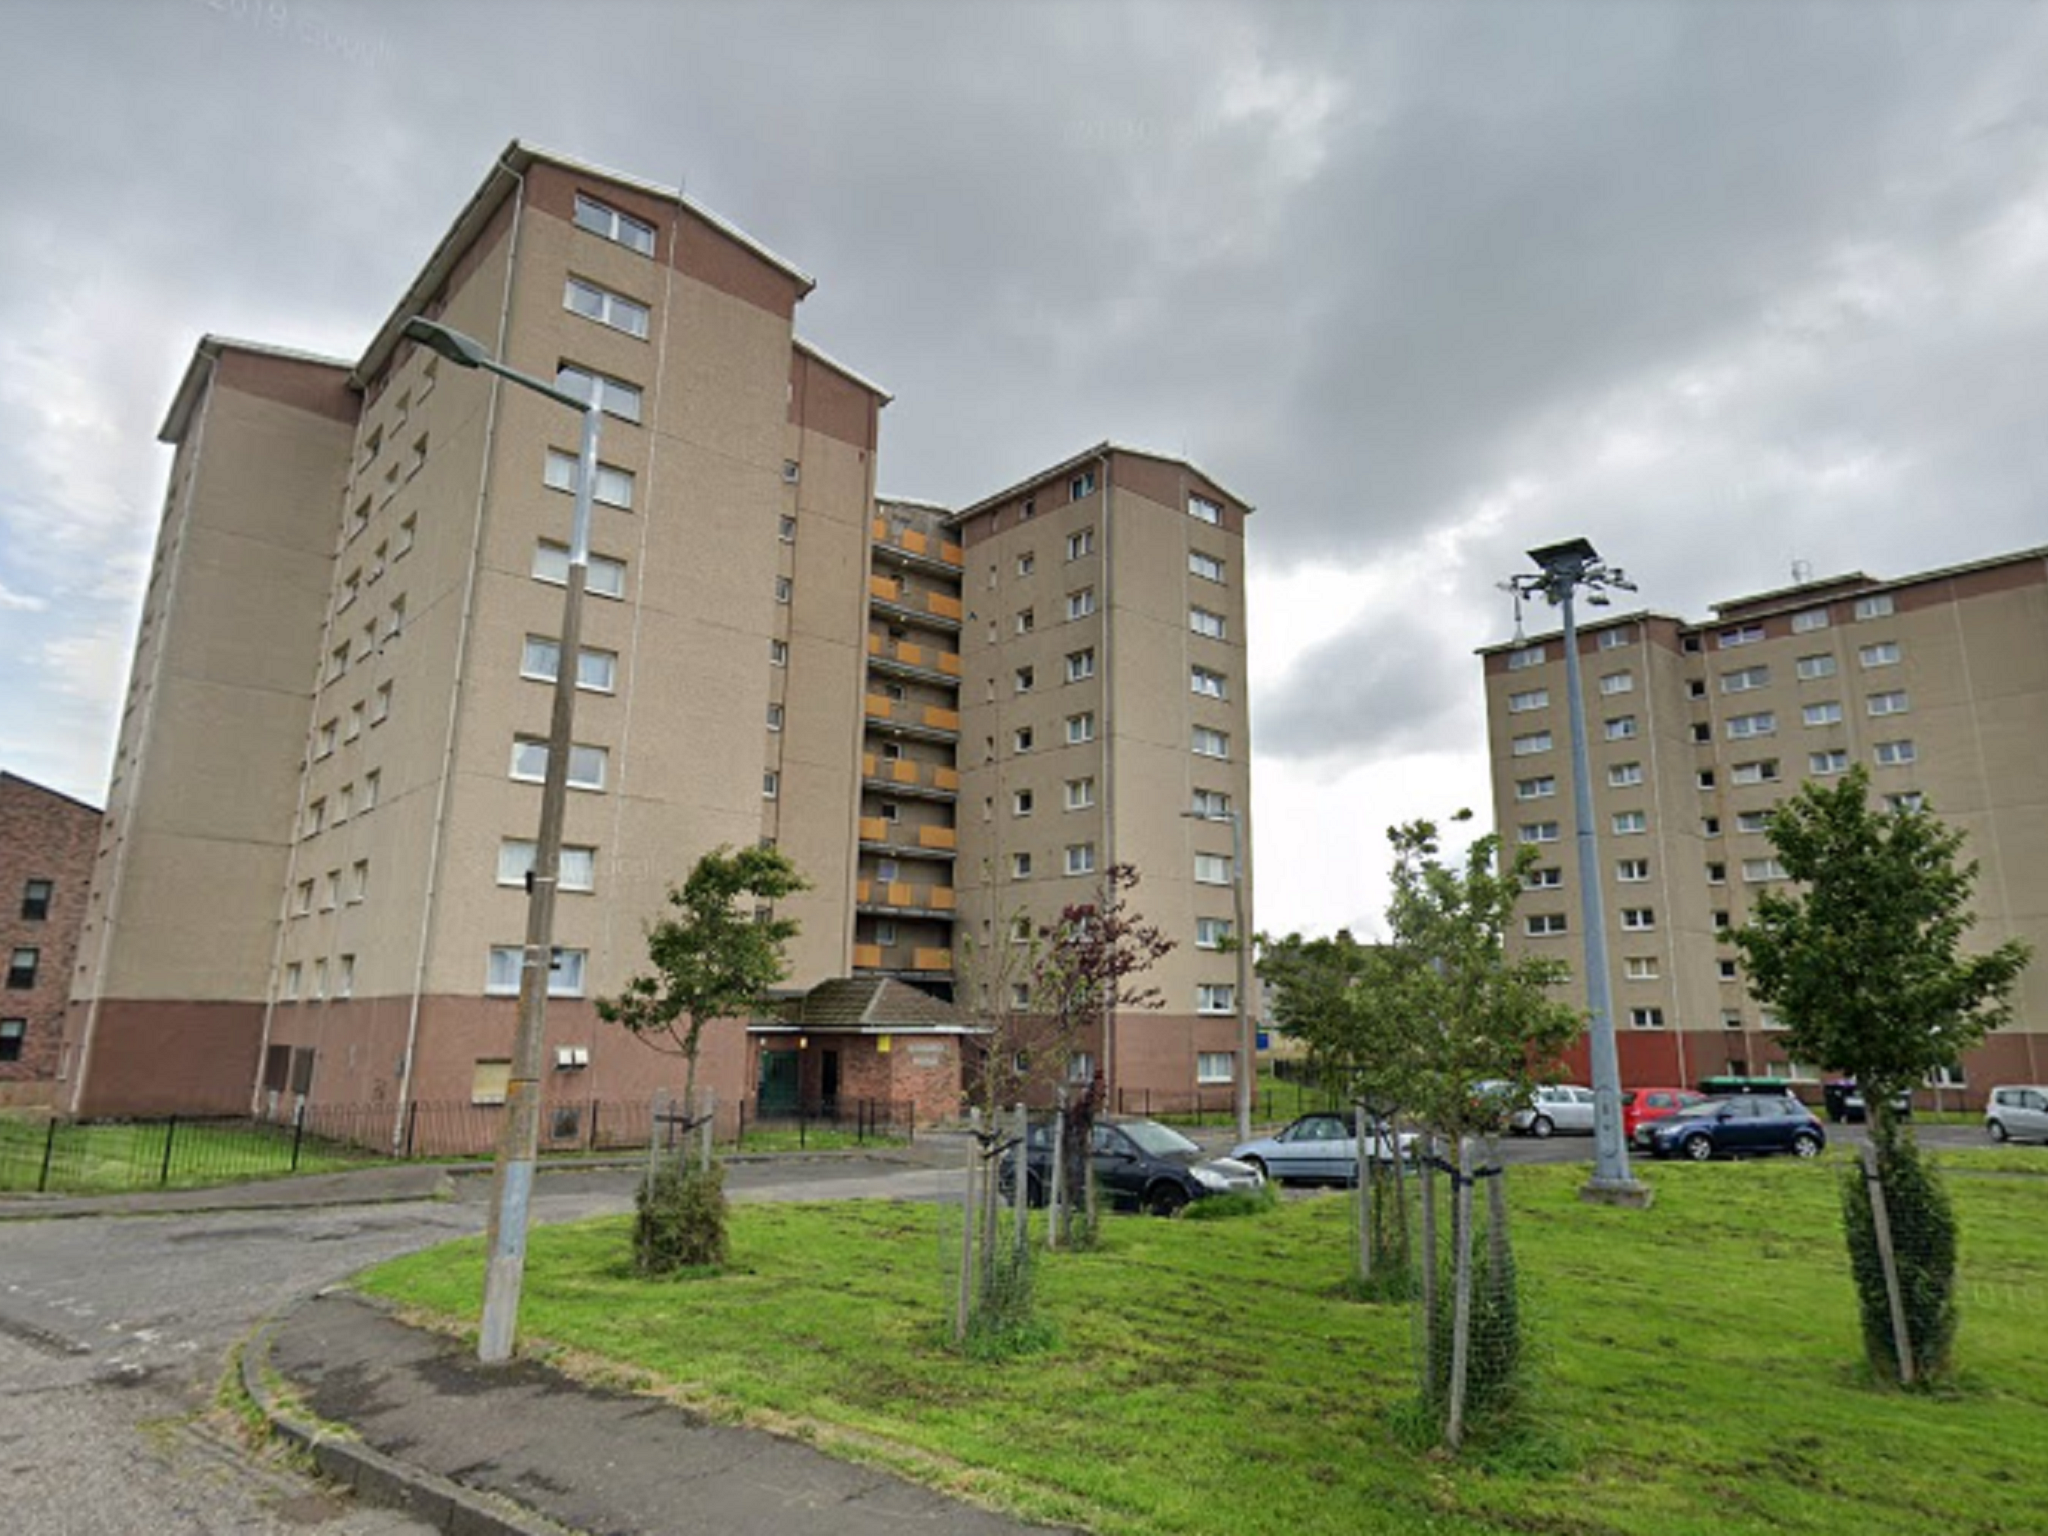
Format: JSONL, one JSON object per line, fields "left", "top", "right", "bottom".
{"left": 1730, "top": 768, "right": 2029, "bottom": 1381}
{"left": 597, "top": 845, "right": 810, "bottom": 1110}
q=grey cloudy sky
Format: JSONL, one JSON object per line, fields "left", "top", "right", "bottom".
{"left": 2, "top": 0, "right": 2043, "bottom": 938}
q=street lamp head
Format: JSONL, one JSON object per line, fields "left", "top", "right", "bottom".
{"left": 1527, "top": 536, "right": 1600, "bottom": 577}
{"left": 402, "top": 317, "right": 493, "bottom": 370}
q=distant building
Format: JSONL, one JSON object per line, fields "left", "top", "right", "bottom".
{"left": 1481, "top": 546, "right": 2048, "bottom": 1106}
{"left": 0, "top": 773, "right": 99, "bottom": 1104}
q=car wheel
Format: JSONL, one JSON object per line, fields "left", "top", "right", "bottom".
{"left": 1792, "top": 1132, "right": 1822, "bottom": 1159}
{"left": 1530, "top": 1114, "right": 1555, "bottom": 1140}
{"left": 1684, "top": 1133, "right": 1715, "bottom": 1163}
{"left": 1988, "top": 1119, "right": 2009, "bottom": 1143}
{"left": 1241, "top": 1155, "right": 1268, "bottom": 1182}
{"left": 1145, "top": 1181, "right": 1189, "bottom": 1217}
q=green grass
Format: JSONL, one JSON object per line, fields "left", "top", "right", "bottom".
{"left": 0, "top": 1115, "right": 368, "bottom": 1194}
{"left": 358, "top": 1147, "right": 2048, "bottom": 1536}
{"left": 733, "top": 1129, "right": 911, "bottom": 1154}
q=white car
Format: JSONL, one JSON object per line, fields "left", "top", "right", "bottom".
{"left": 1985, "top": 1085, "right": 2048, "bottom": 1144}
{"left": 1229, "top": 1111, "right": 1416, "bottom": 1184}
{"left": 1510, "top": 1084, "right": 1597, "bottom": 1138}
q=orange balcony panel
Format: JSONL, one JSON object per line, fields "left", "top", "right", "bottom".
{"left": 871, "top": 517, "right": 888, "bottom": 541}
{"left": 889, "top": 760, "right": 916, "bottom": 784}
{"left": 922, "top": 705, "right": 960, "bottom": 732}
{"left": 866, "top": 633, "right": 882, "bottom": 655}
{"left": 934, "top": 766, "right": 959, "bottom": 792}
{"left": 853, "top": 944, "right": 884, "bottom": 969}
{"left": 887, "top": 881, "right": 912, "bottom": 906}
{"left": 936, "top": 652, "right": 962, "bottom": 677}
{"left": 861, "top": 752, "right": 877, "bottom": 777}
{"left": 898, "top": 640, "right": 923, "bottom": 667}
{"left": 869, "top": 574, "right": 900, "bottom": 602}
{"left": 856, "top": 879, "right": 873, "bottom": 903}
{"left": 939, "top": 541, "right": 964, "bottom": 567}
{"left": 864, "top": 694, "right": 892, "bottom": 719}
{"left": 858, "top": 816, "right": 888, "bottom": 842}
{"left": 927, "top": 591, "right": 963, "bottom": 620}
{"left": 912, "top": 947, "right": 954, "bottom": 973}
{"left": 902, "top": 528, "right": 929, "bottom": 556}
{"left": 932, "top": 886, "right": 957, "bottom": 911}
{"left": 917, "top": 825, "right": 958, "bottom": 851}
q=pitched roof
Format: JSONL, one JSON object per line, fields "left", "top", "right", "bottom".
{"left": 780, "top": 977, "right": 966, "bottom": 1031}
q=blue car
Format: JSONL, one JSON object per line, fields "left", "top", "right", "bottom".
{"left": 1647, "top": 1095, "right": 1826, "bottom": 1162}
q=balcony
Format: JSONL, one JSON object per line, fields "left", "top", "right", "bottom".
{"left": 861, "top": 752, "right": 959, "bottom": 800}
{"left": 853, "top": 943, "right": 955, "bottom": 976}
{"left": 857, "top": 817, "right": 959, "bottom": 859}
{"left": 867, "top": 632, "right": 962, "bottom": 686}
{"left": 864, "top": 694, "right": 960, "bottom": 741}
{"left": 871, "top": 518, "right": 964, "bottom": 574}
{"left": 855, "top": 879, "right": 958, "bottom": 916}
{"left": 868, "top": 574, "right": 963, "bottom": 632}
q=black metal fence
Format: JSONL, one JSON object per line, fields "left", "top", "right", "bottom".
{"left": 0, "top": 1110, "right": 381, "bottom": 1195}
{"left": 1112, "top": 1086, "right": 1340, "bottom": 1125}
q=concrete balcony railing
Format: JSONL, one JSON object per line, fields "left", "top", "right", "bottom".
{"left": 864, "top": 695, "right": 961, "bottom": 737}
{"left": 861, "top": 753, "right": 960, "bottom": 795}
{"left": 868, "top": 574, "right": 963, "bottom": 628}
{"left": 870, "top": 518, "right": 964, "bottom": 569}
{"left": 866, "top": 632, "right": 962, "bottom": 680}
{"left": 855, "top": 879, "right": 957, "bottom": 913}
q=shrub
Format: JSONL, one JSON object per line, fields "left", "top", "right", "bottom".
{"left": 1182, "top": 1185, "right": 1279, "bottom": 1221}
{"left": 1842, "top": 1125, "right": 1958, "bottom": 1383}
{"left": 634, "top": 1159, "right": 728, "bottom": 1275}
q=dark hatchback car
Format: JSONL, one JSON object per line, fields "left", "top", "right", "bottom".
{"left": 1646, "top": 1095, "right": 1827, "bottom": 1162}
{"left": 1002, "top": 1116, "right": 1264, "bottom": 1215}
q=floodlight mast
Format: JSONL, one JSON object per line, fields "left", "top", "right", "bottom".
{"left": 1505, "top": 538, "right": 1650, "bottom": 1208}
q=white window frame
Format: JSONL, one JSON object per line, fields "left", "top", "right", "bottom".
{"left": 509, "top": 736, "right": 608, "bottom": 790}
{"left": 1066, "top": 587, "right": 1097, "bottom": 621}
{"left": 1722, "top": 666, "right": 1770, "bottom": 693}
{"left": 1525, "top": 913, "right": 1567, "bottom": 936}
{"left": 1506, "top": 644, "right": 1546, "bottom": 670}
{"left": 497, "top": 840, "right": 597, "bottom": 893}
{"left": 563, "top": 276, "right": 651, "bottom": 338}
{"left": 1065, "top": 649, "right": 1095, "bottom": 683}
{"left": 1620, "top": 908, "right": 1657, "bottom": 931}
{"left": 1190, "top": 666, "right": 1227, "bottom": 699}
{"left": 1802, "top": 701, "right": 1843, "bottom": 726}
{"left": 1616, "top": 858, "right": 1650, "bottom": 883}
{"left": 1066, "top": 528, "right": 1095, "bottom": 560}
{"left": 1604, "top": 716, "right": 1638, "bottom": 741}
{"left": 572, "top": 193, "right": 656, "bottom": 255}
{"left": 1196, "top": 987, "right": 1236, "bottom": 1018}
{"left": 1195, "top": 916, "right": 1233, "bottom": 950}
{"left": 1191, "top": 726, "right": 1229, "bottom": 759}
{"left": 1792, "top": 608, "right": 1830, "bottom": 633}
{"left": 1867, "top": 690, "right": 1910, "bottom": 717}
{"left": 1854, "top": 593, "right": 1895, "bottom": 621}
{"left": 544, "top": 448, "right": 635, "bottom": 509}
{"left": 487, "top": 944, "right": 588, "bottom": 997}
{"left": 1196, "top": 1050, "right": 1236, "bottom": 1082}
{"left": 1511, "top": 731, "right": 1553, "bottom": 756}
{"left": 1194, "top": 853, "right": 1233, "bottom": 885}
{"left": 1067, "top": 712, "right": 1097, "bottom": 744}
{"left": 1190, "top": 606, "right": 1227, "bottom": 640}
{"left": 1599, "top": 671, "right": 1634, "bottom": 696}
{"left": 1188, "top": 495, "right": 1222, "bottom": 525}
{"left": 1065, "top": 843, "right": 1097, "bottom": 876}
{"left": 1874, "top": 739, "right": 1917, "bottom": 766}
{"left": 1064, "top": 777, "right": 1096, "bottom": 810}
{"left": 1507, "top": 688, "right": 1548, "bottom": 713}
{"left": 1612, "top": 810, "right": 1647, "bottom": 835}
{"left": 1607, "top": 762, "right": 1643, "bottom": 788}
{"left": 1189, "top": 550, "right": 1225, "bottom": 582}
{"left": 1519, "top": 822, "right": 1560, "bottom": 844}
{"left": 1859, "top": 641, "right": 1901, "bottom": 669}
{"left": 1515, "top": 776, "right": 1556, "bottom": 801}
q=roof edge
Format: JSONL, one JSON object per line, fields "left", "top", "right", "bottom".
{"left": 794, "top": 335, "right": 892, "bottom": 403}
{"left": 159, "top": 334, "right": 354, "bottom": 444}
{"left": 945, "top": 441, "right": 1255, "bottom": 527}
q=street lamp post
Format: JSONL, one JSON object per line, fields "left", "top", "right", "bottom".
{"left": 1184, "top": 807, "right": 1252, "bottom": 1144}
{"left": 1506, "top": 538, "right": 1651, "bottom": 1208}
{"left": 401, "top": 318, "right": 604, "bottom": 1360}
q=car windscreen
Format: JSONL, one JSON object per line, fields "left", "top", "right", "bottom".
{"left": 1666, "top": 1098, "right": 1732, "bottom": 1121}
{"left": 1118, "top": 1120, "right": 1201, "bottom": 1157}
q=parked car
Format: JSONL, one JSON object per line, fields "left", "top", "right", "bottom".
{"left": 1002, "top": 1115, "right": 1264, "bottom": 1215}
{"left": 1984, "top": 1085, "right": 2048, "bottom": 1144}
{"left": 1645, "top": 1095, "right": 1827, "bottom": 1162}
{"left": 1511, "top": 1084, "right": 1596, "bottom": 1138}
{"left": 1229, "top": 1112, "right": 1416, "bottom": 1184}
{"left": 1821, "top": 1079, "right": 1914, "bottom": 1123}
{"left": 1622, "top": 1087, "right": 1707, "bottom": 1143}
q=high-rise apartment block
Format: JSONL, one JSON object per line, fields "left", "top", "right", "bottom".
{"left": 1483, "top": 547, "right": 2048, "bottom": 1105}
{"left": 63, "top": 143, "right": 1256, "bottom": 1125}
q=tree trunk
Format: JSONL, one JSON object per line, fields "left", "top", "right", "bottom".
{"left": 1354, "top": 1102, "right": 1371, "bottom": 1283}
{"left": 955, "top": 1108, "right": 978, "bottom": 1342}
{"left": 1048, "top": 1091, "right": 1067, "bottom": 1250}
{"left": 1446, "top": 1136, "right": 1476, "bottom": 1451}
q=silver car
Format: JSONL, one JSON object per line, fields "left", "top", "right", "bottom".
{"left": 1229, "top": 1111, "right": 1415, "bottom": 1184}
{"left": 1511, "top": 1084, "right": 1597, "bottom": 1138}
{"left": 1985, "top": 1085, "right": 2048, "bottom": 1144}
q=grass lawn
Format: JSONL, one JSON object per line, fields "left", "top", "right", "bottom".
{"left": 0, "top": 1115, "right": 368, "bottom": 1194}
{"left": 358, "top": 1148, "right": 2048, "bottom": 1536}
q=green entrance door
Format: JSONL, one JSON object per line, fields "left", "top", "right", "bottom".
{"left": 757, "top": 1048, "right": 800, "bottom": 1114}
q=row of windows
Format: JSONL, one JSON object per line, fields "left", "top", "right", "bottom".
{"left": 325, "top": 601, "right": 408, "bottom": 686}
{"left": 301, "top": 770, "right": 383, "bottom": 839}
{"left": 1526, "top": 907, "right": 1659, "bottom": 935}
{"left": 336, "top": 517, "right": 416, "bottom": 615}
{"left": 291, "top": 860, "right": 370, "bottom": 916}
{"left": 1004, "top": 778, "right": 1099, "bottom": 815}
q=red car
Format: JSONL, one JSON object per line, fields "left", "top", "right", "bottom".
{"left": 1624, "top": 1087, "right": 1707, "bottom": 1143}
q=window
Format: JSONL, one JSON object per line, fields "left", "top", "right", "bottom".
{"left": 879, "top": 801, "right": 900, "bottom": 824}
{"left": 311, "top": 960, "right": 327, "bottom": 1000}
{"left": 1067, "top": 712, "right": 1098, "bottom": 744}
{"left": 1691, "top": 722, "right": 1712, "bottom": 744}
{"left": 775, "top": 576, "right": 792, "bottom": 605}
{"left": 1809, "top": 749, "right": 1850, "bottom": 775}
{"left": 1868, "top": 690, "right": 1910, "bottom": 716}
{"left": 0, "top": 1020, "right": 23, "bottom": 1064}
{"left": 1722, "top": 666, "right": 1770, "bottom": 693}
{"left": 488, "top": 945, "right": 588, "bottom": 997}
{"left": 1196, "top": 917, "right": 1233, "bottom": 950}
{"left": 1687, "top": 678, "right": 1707, "bottom": 699}
{"left": 509, "top": 737, "right": 608, "bottom": 790}
{"left": 1743, "top": 857, "right": 1788, "bottom": 883}
{"left": 382, "top": 594, "right": 406, "bottom": 644}
{"left": 1792, "top": 607, "right": 1830, "bottom": 633}
{"left": 1190, "top": 606, "right": 1227, "bottom": 639}
{"left": 1196, "top": 986, "right": 1236, "bottom": 1016}
{"left": 1010, "top": 982, "right": 1033, "bottom": 1009}
{"left": 573, "top": 192, "right": 656, "bottom": 255}
{"left": 1707, "top": 860, "right": 1727, "bottom": 883}
{"left": 1612, "top": 810, "right": 1647, "bottom": 835}
{"left": 1885, "top": 791, "right": 1926, "bottom": 813}
{"left": 1802, "top": 701, "right": 1843, "bottom": 726}
{"left": 1629, "top": 1007, "right": 1666, "bottom": 1029}
{"left": 1624, "top": 955, "right": 1659, "bottom": 980}
{"left": 1616, "top": 858, "right": 1650, "bottom": 882}
{"left": 1874, "top": 739, "right": 1917, "bottom": 766}
{"left": 1014, "top": 665, "right": 1035, "bottom": 694}
{"left": 1519, "top": 822, "right": 1560, "bottom": 844}
{"left": 1189, "top": 494, "right": 1221, "bottom": 525}
{"left": 1720, "top": 1009, "right": 1744, "bottom": 1029}
{"left": 334, "top": 954, "right": 356, "bottom": 999}
{"left": 1066, "top": 843, "right": 1096, "bottom": 876}
{"left": 1859, "top": 641, "right": 1901, "bottom": 669}
{"left": 1191, "top": 666, "right": 1227, "bottom": 699}
{"left": 1620, "top": 908, "right": 1656, "bottom": 931}
{"left": 1854, "top": 593, "right": 1895, "bottom": 620}
{"left": 1604, "top": 716, "right": 1638, "bottom": 741}
{"left": 876, "top": 858, "right": 900, "bottom": 881}
{"left": 1608, "top": 762, "right": 1643, "bottom": 788}
{"left": 1191, "top": 788, "right": 1231, "bottom": 818}
{"left": 1598, "top": 625, "right": 1636, "bottom": 650}
{"left": 1719, "top": 624, "right": 1765, "bottom": 648}
{"left": 1702, "top": 816, "right": 1723, "bottom": 836}
{"left": 280, "top": 965, "right": 301, "bottom": 1002}
{"left": 766, "top": 703, "right": 784, "bottom": 732}
{"left": 1599, "top": 671, "right": 1634, "bottom": 696}
{"left": 348, "top": 860, "right": 368, "bottom": 904}
{"left": 533, "top": 541, "right": 627, "bottom": 598}
{"left": 406, "top": 434, "right": 427, "bottom": 480}
{"left": 1189, "top": 550, "right": 1225, "bottom": 582}
{"left": 1525, "top": 913, "right": 1568, "bottom": 936}
{"left": 1012, "top": 788, "right": 1035, "bottom": 816}
{"left": 1191, "top": 725, "right": 1228, "bottom": 758}
{"left": 1713, "top": 910, "right": 1731, "bottom": 931}
{"left": 1508, "top": 688, "right": 1548, "bottom": 713}
{"left": 1070, "top": 470, "right": 1097, "bottom": 500}
{"left": 1066, "top": 587, "right": 1096, "bottom": 620}
{"left": 762, "top": 770, "right": 780, "bottom": 800}
{"left": 1794, "top": 653, "right": 1838, "bottom": 682}
{"left": 1011, "top": 852, "right": 1033, "bottom": 879}
{"left": 1065, "top": 777, "right": 1095, "bottom": 810}
{"left": 320, "top": 871, "right": 339, "bottom": 911}
{"left": 1194, "top": 853, "right": 1233, "bottom": 885}
{"left": 1697, "top": 769, "right": 1717, "bottom": 789}
{"left": 316, "top": 720, "right": 337, "bottom": 759}
{"left": 1507, "top": 644, "right": 1546, "bottom": 670}
{"left": 339, "top": 571, "right": 360, "bottom": 612}
{"left": 1726, "top": 711, "right": 1776, "bottom": 739}
{"left": 1523, "top": 866, "right": 1562, "bottom": 889}
{"left": 521, "top": 637, "right": 618, "bottom": 692}
{"left": 1511, "top": 731, "right": 1553, "bottom": 756}
{"left": 371, "top": 681, "right": 393, "bottom": 724}
{"left": 1719, "top": 958, "right": 1740, "bottom": 979}
{"left": 563, "top": 276, "right": 651, "bottom": 338}
{"left": 497, "top": 841, "right": 597, "bottom": 892}
{"left": 779, "top": 515, "right": 797, "bottom": 543}
{"left": 1066, "top": 528, "right": 1095, "bottom": 560}
{"left": 769, "top": 639, "right": 789, "bottom": 667}
{"left": 343, "top": 702, "right": 364, "bottom": 742}
{"left": 21, "top": 880, "right": 53, "bottom": 922}
{"left": 1014, "top": 608, "right": 1034, "bottom": 635}
{"left": 544, "top": 448, "right": 635, "bottom": 508}
{"left": 1735, "top": 810, "right": 1774, "bottom": 835}
{"left": 1515, "top": 776, "right": 1556, "bottom": 800}
{"left": 303, "top": 798, "right": 326, "bottom": 838}
{"left": 1065, "top": 648, "right": 1095, "bottom": 682}
{"left": 1013, "top": 726, "right": 1034, "bottom": 753}
{"left": 6, "top": 948, "right": 38, "bottom": 989}
{"left": 1730, "top": 759, "right": 1779, "bottom": 784}
{"left": 874, "top": 920, "right": 898, "bottom": 947}
{"left": 327, "top": 642, "right": 350, "bottom": 683}
{"left": 783, "top": 459, "right": 801, "bottom": 484}
{"left": 1196, "top": 1051, "right": 1236, "bottom": 1085}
